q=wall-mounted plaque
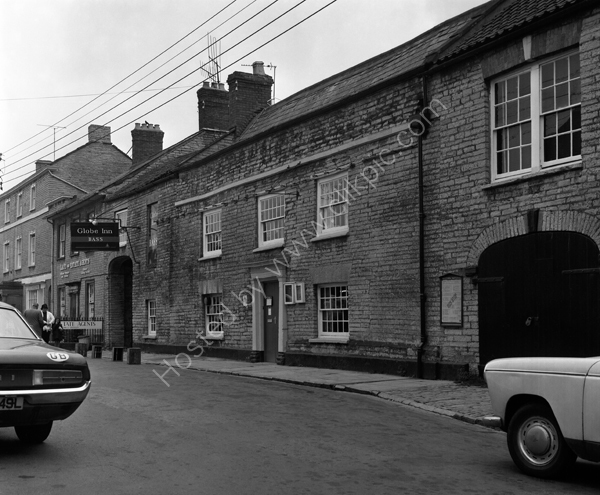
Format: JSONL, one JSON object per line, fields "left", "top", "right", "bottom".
{"left": 440, "top": 274, "right": 463, "bottom": 327}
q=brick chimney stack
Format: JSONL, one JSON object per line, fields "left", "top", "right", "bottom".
{"left": 35, "top": 159, "right": 53, "bottom": 172}
{"left": 131, "top": 123, "right": 164, "bottom": 166}
{"left": 227, "top": 61, "right": 273, "bottom": 134}
{"left": 197, "top": 81, "right": 229, "bottom": 131}
{"left": 88, "top": 124, "right": 112, "bottom": 144}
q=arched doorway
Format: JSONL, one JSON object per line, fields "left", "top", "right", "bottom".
{"left": 478, "top": 232, "right": 600, "bottom": 364}
{"left": 108, "top": 257, "right": 133, "bottom": 347}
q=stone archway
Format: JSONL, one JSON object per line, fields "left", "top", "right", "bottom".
{"left": 108, "top": 257, "right": 133, "bottom": 348}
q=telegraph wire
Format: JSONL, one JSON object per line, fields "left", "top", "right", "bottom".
{"left": 1, "top": 0, "right": 239, "bottom": 156}
{"left": 3, "top": 0, "right": 338, "bottom": 188}
{"left": 3, "top": 0, "right": 282, "bottom": 175}
{"left": 3, "top": 0, "right": 260, "bottom": 163}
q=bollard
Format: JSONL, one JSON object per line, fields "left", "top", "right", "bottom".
{"left": 112, "top": 347, "right": 124, "bottom": 361}
{"left": 75, "top": 343, "right": 88, "bottom": 357}
{"left": 91, "top": 345, "right": 103, "bottom": 359}
{"left": 127, "top": 347, "right": 141, "bottom": 365}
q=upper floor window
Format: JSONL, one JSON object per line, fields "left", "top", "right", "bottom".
{"left": 316, "top": 173, "right": 348, "bottom": 236}
{"left": 3, "top": 242, "right": 9, "bottom": 273}
{"left": 147, "top": 203, "right": 158, "bottom": 267}
{"left": 17, "top": 191, "right": 23, "bottom": 218}
{"left": 30, "top": 184, "right": 36, "bottom": 211}
{"left": 258, "top": 195, "right": 285, "bottom": 249}
{"left": 15, "top": 237, "right": 22, "bottom": 270}
{"left": 203, "top": 209, "right": 222, "bottom": 258}
{"left": 29, "top": 233, "right": 36, "bottom": 266}
{"left": 491, "top": 51, "right": 581, "bottom": 182}
{"left": 58, "top": 224, "right": 66, "bottom": 259}
{"left": 115, "top": 209, "right": 128, "bottom": 247}
{"left": 4, "top": 199, "right": 10, "bottom": 224}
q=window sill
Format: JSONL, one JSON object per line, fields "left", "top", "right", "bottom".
{"left": 253, "top": 239, "right": 285, "bottom": 252}
{"left": 485, "top": 161, "right": 582, "bottom": 190}
{"left": 198, "top": 252, "right": 222, "bottom": 261}
{"left": 204, "top": 333, "right": 224, "bottom": 341}
{"left": 309, "top": 337, "right": 349, "bottom": 344}
{"left": 310, "top": 227, "right": 349, "bottom": 243}
{"left": 143, "top": 335, "right": 157, "bottom": 340}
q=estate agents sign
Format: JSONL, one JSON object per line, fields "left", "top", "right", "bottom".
{"left": 70, "top": 222, "right": 120, "bottom": 251}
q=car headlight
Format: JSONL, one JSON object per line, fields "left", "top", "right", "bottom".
{"left": 32, "top": 370, "right": 83, "bottom": 386}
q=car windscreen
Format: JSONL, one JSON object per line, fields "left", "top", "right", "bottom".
{"left": 0, "top": 307, "right": 39, "bottom": 339}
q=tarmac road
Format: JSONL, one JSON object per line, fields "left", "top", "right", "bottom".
{"left": 1, "top": 355, "right": 599, "bottom": 494}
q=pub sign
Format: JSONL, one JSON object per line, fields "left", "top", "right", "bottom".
{"left": 70, "top": 222, "right": 120, "bottom": 251}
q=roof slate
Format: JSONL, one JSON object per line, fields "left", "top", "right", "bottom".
{"left": 238, "top": 3, "right": 486, "bottom": 141}
{"left": 438, "top": 0, "right": 584, "bottom": 61}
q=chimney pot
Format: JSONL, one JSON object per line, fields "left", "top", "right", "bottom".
{"left": 252, "top": 61, "right": 265, "bottom": 75}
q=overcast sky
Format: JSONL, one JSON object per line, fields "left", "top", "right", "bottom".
{"left": 0, "top": 0, "right": 489, "bottom": 191}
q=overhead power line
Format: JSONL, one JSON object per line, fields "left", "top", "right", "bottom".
{"left": 3, "top": 0, "right": 338, "bottom": 188}
{"left": 3, "top": 0, "right": 280, "bottom": 174}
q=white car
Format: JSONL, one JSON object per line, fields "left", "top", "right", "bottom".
{"left": 484, "top": 357, "right": 600, "bottom": 478}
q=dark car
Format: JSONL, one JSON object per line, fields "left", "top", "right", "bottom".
{"left": 0, "top": 301, "right": 91, "bottom": 443}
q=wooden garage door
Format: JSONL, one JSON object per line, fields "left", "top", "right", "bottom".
{"left": 479, "top": 232, "right": 600, "bottom": 364}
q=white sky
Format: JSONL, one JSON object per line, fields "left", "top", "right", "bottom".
{"left": 0, "top": 0, "right": 489, "bottom": 191}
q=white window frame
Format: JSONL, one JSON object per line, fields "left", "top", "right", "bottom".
{"left": 30, "top": 183, "right": 36, "bottom": 211}
{"left": 17, "top": 191, "right": 23, "bottom": 218}
{"left": 317, "top": 284, "right": 349, "bottom": 341}
{"left": 27, "top": 289, "right": 38, "bottom": 308}
{"left": 147, "top": 299, "right": 156, "bottom": 337}
{"left": 316, "top": 173, "right": 349, "bottom": 238}
{"left": 15, "top": 237, "right": 22, "bottom": 270}
{"left": 58, "top": 224, "right": 66, "bottom": 259}
{"left": 202, "top": 209, "right": 222, "bottom": 258}
{"left": 115, "top": 209, "right": 128, "bottom": 247}
{"left": 284, "top": 282, "right": 305, "bottom": 305}
{"left": 204, "top": 294, "right": 224, "bottom": 338}
{"left": 3, "top": 242, "right": 9, "bottom": 273}
{"left": 28, "top": 232, "right": 36, "bottom": 266}
{"left": 491, "top": 50, "right": 581, "bottom": 182}
{"left": 4, "top": 199, "right": 10, "bottom": 224}
{"left": 257, "top": 194, "right": 285, "bottom": 249}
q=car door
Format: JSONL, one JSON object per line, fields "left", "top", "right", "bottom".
{"left": 582, "top": 359, "right": 600, "bottom": 456}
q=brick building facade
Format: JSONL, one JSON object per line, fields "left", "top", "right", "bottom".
{"left": 0, "top": 125, "right": 130, "bottom": 313}
{"left": 48, "top": 0, "right": 600, "bottom": 378}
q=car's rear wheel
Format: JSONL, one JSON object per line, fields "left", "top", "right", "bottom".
{"left": 14, "top": 422, "right": 53, "bottom": 444}
{"left": 507, "top": 404, "right": 576, "bottom": 478}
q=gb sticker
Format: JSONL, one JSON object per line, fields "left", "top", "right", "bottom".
{"left": 47, "top": 352, "right": 69, "bottom": 362}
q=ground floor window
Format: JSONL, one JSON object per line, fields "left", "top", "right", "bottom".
{"left": 58, "top": 287, "right": 66, "bottom": 317}
{"left": 85, "top": 281, "right": 95, "bottom": 319}
{"left": 318, "top": 285, "right": 349, "bottom": 340}
{"left": 27, "top": 289, "right": 38, "bottom": 309}
{"left": 147, "top": 299, "right": 156, "bottom": 337}
{"left": 205, "top": 294, "right": 224, "bottom": 337}
{"left": 69, "top": 292, "right": 79, "bottom": 319}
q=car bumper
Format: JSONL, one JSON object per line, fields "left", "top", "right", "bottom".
{"left": 0, "top": 381, "right": 91, "bottom": 426}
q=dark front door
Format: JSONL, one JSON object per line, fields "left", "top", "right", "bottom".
{"left": 479, "top": 232, "right": 600, "bottom": 364}
{"left": 263, "top": 282, "right": 279, "bottom": 363}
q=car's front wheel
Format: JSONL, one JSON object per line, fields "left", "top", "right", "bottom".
{"left": 507, "top": 404, "right": 576, "bottom": 478}
{"left": 14, "top": 422, "right": 53, "bottom": 444}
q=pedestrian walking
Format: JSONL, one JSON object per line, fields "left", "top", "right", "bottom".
{"left": 41, "top": 303, "right": 55, "bottom": 343}
{"left": 23, "top": 303, "right": 44, "bottom": 338}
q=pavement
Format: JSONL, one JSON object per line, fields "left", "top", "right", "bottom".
{"left": 94, "top": 349, "right": 498, "bottom": 429}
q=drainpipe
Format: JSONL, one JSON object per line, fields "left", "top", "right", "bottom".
{"left": 416, "top": 75, "right": 428, "bottom": 379}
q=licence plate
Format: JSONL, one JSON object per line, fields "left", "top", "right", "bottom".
{"left": 0, "top": 397, "right": 24, "bottom": 410}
